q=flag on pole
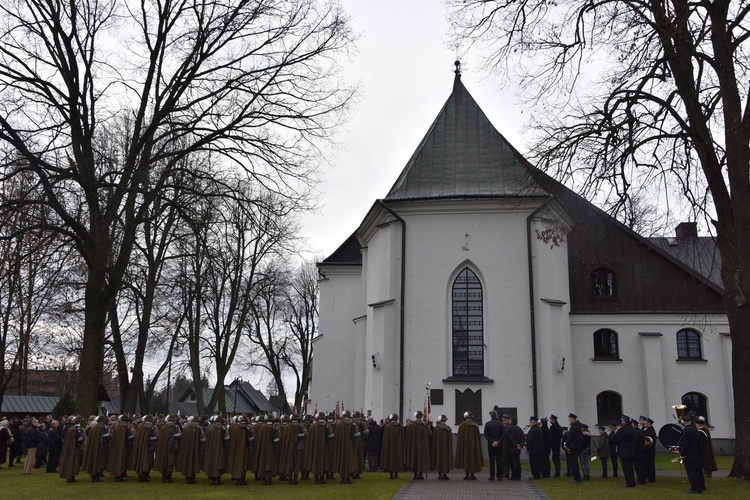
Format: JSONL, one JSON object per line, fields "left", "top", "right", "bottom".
{"left": 423, "top": 382, "right": 432, "bottom": 423}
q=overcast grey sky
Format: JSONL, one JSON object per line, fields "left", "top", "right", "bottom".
{"left": 298, "top": 0, "right": 528, "bottom": 259}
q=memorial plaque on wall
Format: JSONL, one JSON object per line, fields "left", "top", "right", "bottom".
{"left": 493, "top": 406, "right": 519, "bottom": 419}
{"left": 455, "top": 388, "right": 482, "bottom": 424}
{"left": 430, "top": 389, "right": 444, "bottom": 406}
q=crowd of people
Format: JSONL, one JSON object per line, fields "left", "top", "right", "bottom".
{"left": 0, "top": 407, "right": 718, "bottom": 494}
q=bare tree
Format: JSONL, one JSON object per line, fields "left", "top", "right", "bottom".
{"left": 0, "top": 0, "right": 355, "bottom": 413}
{"left": 449, "top": 0, "right": 750, "bottom": 478}
{"left": 282, "top": 259, "right": 319, "bottom": 412}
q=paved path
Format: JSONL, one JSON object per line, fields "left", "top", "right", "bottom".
{"left": 393, "top": 469, "right": 548, "bottom": 500}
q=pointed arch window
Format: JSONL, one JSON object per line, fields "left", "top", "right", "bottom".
{"left": 596, "top": 390, "right": 622, "bottom": 425}
{"left": 452, "top": 268, "right": 483, "bottom": 376}
{"left": 676, "top": 329, "right": 703, "bottom": 360}
{"left": 591, "top": 267, "right": 617, "bottom": 298}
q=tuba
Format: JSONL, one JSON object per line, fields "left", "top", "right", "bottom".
{"left": 644, "top": 435, "right": 654, "bottom": 449}
{"left": 672, "top": 404, "right": 687, "bottom": 426}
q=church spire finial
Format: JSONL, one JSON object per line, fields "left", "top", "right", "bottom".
{"left": 454, "top": 60, "right": 462, "bottom": 78}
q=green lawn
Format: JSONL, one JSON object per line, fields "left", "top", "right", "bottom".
{"left": 0, "top": 466, "right": 406, "bottom": 500}
{"left": 1, "top": 454, "right": 748, "bottom": 499}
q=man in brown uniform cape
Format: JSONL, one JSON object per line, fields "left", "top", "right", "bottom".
{"left": 107, "top": 415, "right": 132, "bottom": 481}
{"left": 325, "top": 412, "right": 336, "bottom": 479}
{"left": 352, "top": 411, "right": 367, "bottom": 479}
{"left": 59, "top": 415, "right": 86, "bottom": 483}
{"left": 226, "top": 415, "right": 252, "bottom": 485}
{"left": 286, "top": 414, "right": 307, "bottom": 484}
{"left": 305, "top": 412, "right": 330, "bottom": 484}
{"left": 333, "top": 410, "right": 357, "bottom": 484}
{"left": 177, "top": 415, "right": 203, "bottom": 484}
{"left": 154, "top": 414, "right": 180, "bottom": 483}
{"left": 276, "top": 415, "right": 294, "bottom": 481}
{"left": 82, "top": 415, "right": 110, "bottom": 482}
{"left": 381, "top": 413, "right": 405, "bottom": 479}
{"left": 202, "top": 415, "right": 228, "bottom": 485}
{"left": 407, "top": 411, "right": 432, "bottom": 480}
{"left": 456, "top": 411, "right": 483, "bottom": 480}
{"left": 300, "top": 414, "right": 313, "bottom": 480}
{"left": 255, "top": 415, "right": 280, "bottom": 485}
{"left": 130, "top": 414, "right": 158, "bottom": 482}
{"left": 431, "top": 414, "right": 454, "bottom": 480}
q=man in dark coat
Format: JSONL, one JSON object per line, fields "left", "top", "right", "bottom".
{"left": 46, "top": 420, "right": 63, "bottom": 473}
{"left": 176, "top": 415, "right": 203, "bottom": 484}
{"left": 288, "top": 414, "right": 307, "bottom": 484}
{"left": 305, "top": 412, "right": 331, "bottom": 484}
{"left": 23, "top": 418, "right": 42, "bottom": 475}
{"left": 365, "top": 417, "right": 382, "bottom": 472}
{"left": 642, "top": 417, "right": 657, "bottom": 482}
{"left": 484, "top": 410, "right": 504, "bottom": 480}
{"left": 608, "top": 421, "right": 619, "bottom": 478}
{"left": 35, "top": 422, "right": 50, "bottom": 469}
{"left": 381, "top": 413, "right": 405, "bottom": 479}
{"left": 612, "top": 414, "right": 640, "bottom": 487}
{"left": 202, "top": 416, "right": 228, "bottom": 485}
{"left": 680, "top": 415, "right": 706, "bottom": 493}
{"left": 276, "top": 415, "right": 294, "bottom": 481}
{"left": 525, "top": 416, "right": 544, "bottom": 479}
{"left": 154, "top": 414, "right": 179, "bottom": 483}
{"left": 503, "top": 415, "right": 525, "bottom": 480}
{"left": 82, "top": 416, "right": 109, "bottom": 482}
{"left": 549, "top": 414, "right": 563, "bottom": 477}
{"left": 563, "top": 413, "right": 585, "bottom": 483}
{"left": 59, "top": 416, "right": 86, "bottom": 483}
{"left": 540, "top": 417, "right": 552, "bottom": 478}
{"left": 431, "top": 414, "right": 454, "bottom": 480}
{"left": 332, "top": 410, "right": 357, "bottom": 484}
{"left": 107, "top": 415, "right": 132, "bottom": 481}
{"left": 455, "top": 411, "right": 483, "bottom": 480}
{"left": 407, "top": 411, "right": 431, "bottom": 480}
{"left": 697, "top": 417, "right": 718, "bottom": 478}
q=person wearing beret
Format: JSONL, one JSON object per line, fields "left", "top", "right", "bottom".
{"left": 679, "top": 414, "right": 706, "bottom": 493}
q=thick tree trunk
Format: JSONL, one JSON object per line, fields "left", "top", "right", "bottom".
{"left": 76, "top": 266, "right": 109, "bottom": 415}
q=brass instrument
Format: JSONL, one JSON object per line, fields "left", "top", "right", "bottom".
{"left": 672, "top": 404, "right": 687, "bottom": 425}
{"left": 644, "top": 435, "right": 654, "bottom": 449}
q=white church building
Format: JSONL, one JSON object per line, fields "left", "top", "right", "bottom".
{"left": 312, "top": 71, "right": 734, "bottom": 451}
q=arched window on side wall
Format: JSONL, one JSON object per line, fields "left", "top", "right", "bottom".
{"left": 452, "top": 268, "right": 483, "bottom": 376}
{"left": 682, "top": 392, "right": 709, "bottom": 424}
{"left": 593, "top": 329, "right": 619, "bottom": 359}
{"left": 596, "top": 391, "right": 622, "bottom": 425}
{"left": 591, "top": 267, "right": 617, "bottom": 298}
{"left": 676, "top": 329, "right": 703, "bottom": 360}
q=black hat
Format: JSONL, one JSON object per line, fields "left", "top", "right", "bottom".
{"left": 639, "top": 415, "right": 648, "bottom": 421}
{"left": 683, "top": 414, "right": 694, "bottom": 422}
{"left": 568, "top": 413, "right": 577, "bottom": 419}
{"left": 549, "top": 414, "right": 558, "bottom": 420}
{"left": 529, "top": 416, "right": 538, "bottom": 422}
{"left": 609, "top": 421, "right": 618, "bottom": 427}
{"left": 501, "top": 413, "right": 511, "bottom": 419}
{"left": 646, "top": 418, "right": 654, "bottom": 424}
{"left": 540, "top": 417, "right": 548, "bottom": 423}
{"left": 581, "top": 423, "right": 589, "bottom": 429}
{"left": 620, "top": 414, "right": 630, "bottom": 421}
{"left": 596, "top": 425, "right": 605, "bottom": 431}
{"left": 696, "top": 416, "right": 706, "bottom": 424}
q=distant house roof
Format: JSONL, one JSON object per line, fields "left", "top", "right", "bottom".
{"left": 175, "top": 380, "right": 274, "bottom": 415}
{"left": 1, "top": 395, "right": 59, "bottom": 415}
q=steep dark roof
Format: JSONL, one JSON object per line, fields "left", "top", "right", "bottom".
{"left": 647, "top": 236, "right": 722, "bottom": 288}
{"left": 386, "top": 74, "right": 547, "bottom": 201}
{"left": 1, "top": 395, "right": 59, "bottom": 415}
{"left": 321, "top": 231, "right": 362, "bottom": 265}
